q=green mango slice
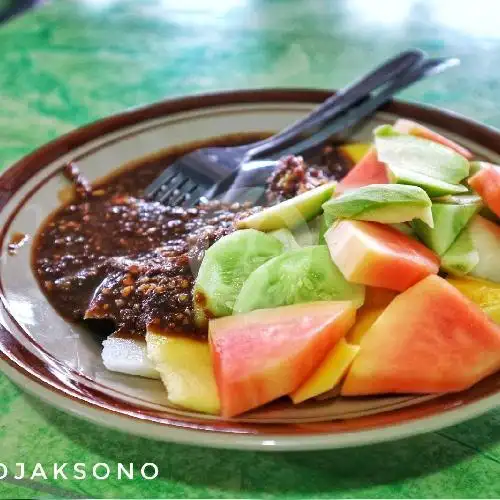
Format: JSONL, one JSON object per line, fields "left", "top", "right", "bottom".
{"left": 322, "top": 184, "right": 433, "bottom": 227}
{"left": 375, "top": 125, "right": 470, "bottom": 196}
{"left": 269, "top": 228, "right": 300, "bottom": 250}
{"left": 236, "top": 182, "right": 335, "bottom": 231}
{"left": 388, "top": 167, "right": 469, "bottom": 197}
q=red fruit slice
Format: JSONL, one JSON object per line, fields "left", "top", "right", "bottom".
{"left": 363, "top": 287, "right": 399, "bottom": 308}
{"left": 469, "top": 164, "right": 500, "bottom": 218}
{"left": 342, "top": 275, "right": 500, "bottom": 395}
{"left": 326, "top": 220, "right": 440, "bottom": 292}
{"left": 393, "top": 118, "right": 473, "bottom": 159}
{"left": 209, "top": 301, "right": 356, "bottom": 417}
{"left": 338, "top": 149, "right": 389, "bottom": 193}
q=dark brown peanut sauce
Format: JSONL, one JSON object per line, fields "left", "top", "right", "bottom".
{"left": 31, "top": 133, "right": 352, "bottom": 340}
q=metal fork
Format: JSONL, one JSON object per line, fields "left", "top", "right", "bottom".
{"left": 221, "top": 55, "right": 459, "bottom": 204}
{"left": 145, "top": 49, "right": 425, "bottom": 207}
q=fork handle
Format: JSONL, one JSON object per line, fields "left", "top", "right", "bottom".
{"left": 220, "top": 57, "right": 458, "bottom": 205}
{"left": 244, "top": 49, "right": 425, "bottom": 160}
{"left": 271, "top": 56, "right": 459, "bottom": 159}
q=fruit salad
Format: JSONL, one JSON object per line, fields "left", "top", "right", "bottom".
{"left": 165, "top": 119, "right": 500, "bottom": 417}
{"left": 33, "top": 122, "right": 500, "bottom": 418}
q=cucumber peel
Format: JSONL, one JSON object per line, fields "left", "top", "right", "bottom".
{"left": 441, "top": 228, "right": 479, "bottom": 277}
{"left": 412, "top": 202, "right": 481, "bottom": 255}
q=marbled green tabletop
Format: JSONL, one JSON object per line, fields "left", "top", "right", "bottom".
{"left": 1, "top": 1, "right": 500, "bottom": 498}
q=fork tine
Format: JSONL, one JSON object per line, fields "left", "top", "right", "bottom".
{"left": 157, "top": 171, "right": 182, "bottom": 197}
{"left": 145, "top": 53, "right": 457, "bottom": 209}
{"left": 184, "top": 186, "right": 206, "bottom": 208}
{"left": 157, "top": 173, "right": 190, "bottom": 204}
{"left": 146, "top": 165, "right": 181, "bottom": 198}
{"left": 169, "top": 180, "right": 197, "bottom": 206}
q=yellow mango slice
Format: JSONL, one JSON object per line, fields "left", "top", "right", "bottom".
{"left": 346, "top": 307, "right": 386, "bottom": 345}
{"left": 339, "top": 143, "right": 371, "bottom": 165}
{"left": 346, "top": 287, "right": 397, "bottom": 344}
{"left": 146, "top": 331, "right": 220, "bottom": 414}
{"left": 447, "top": 276, "right": 500, "bottom": 325}
{"left": 290, "top": 338, "right": 359, "bottom": 404}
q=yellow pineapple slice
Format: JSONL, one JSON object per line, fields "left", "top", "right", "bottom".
{"left": 146, "top": 330, "right": 220, "bottom": 414}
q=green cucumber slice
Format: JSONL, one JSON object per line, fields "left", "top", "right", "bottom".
{"left": 441, "top": 228, "right": 479, "bottom": 277}
{"left": 193, "top": 229, "right": 283, "bottom": 326}
{"left": 412, "top": 202, "right": 481, "bottom": 255}
{"left": 233, "top": 245, "right": 365, "bottom": 314}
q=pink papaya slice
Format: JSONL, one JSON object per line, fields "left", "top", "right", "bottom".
{"left": 393, "top": 118, "right": 473, "bottom": 159}
{"left": 338, "top": 149, "right": 389, "bottom": 193}
{"left": 325, "top": 220, "right": 440, "bottom": 292}
{"left": 342, "top": 275, "right": 500, "bottom": 395}
{"left": 468, "top": 164, "right": 500, "bottom": 218}
{"left": 209, "top": 301, "right": 356, "bottom": 417}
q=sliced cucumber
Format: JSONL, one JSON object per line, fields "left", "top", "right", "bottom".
{"left": 270, "top": 228, "right": 300, "bottom": 250}
{"left": 441, "top": 228, "right": 479, "bottom": 277}
{"left": 412, "top": 202, "right": 481, "bottom": 255}
{"left": 233, "top": 245, "right": 365, "bottom": 314}
{"left": 193, "top": 229, "right": 283, "bottom": 327}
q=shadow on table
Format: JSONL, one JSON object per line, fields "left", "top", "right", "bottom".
{"left": 0, "top": 0, "right": 41, "bottom": 25}
{"left": 27, "top": 396, "right": 500, "bottom": 497}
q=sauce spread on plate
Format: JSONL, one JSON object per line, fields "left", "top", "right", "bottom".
{"left": 8, "top": 232, "right": 29, "bottom": 255}
{"left": 32, "top": 133, "right": 351, "bottom": 340}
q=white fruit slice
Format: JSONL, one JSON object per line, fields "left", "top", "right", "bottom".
{"left": 102, "top": 335, "right": 160, "bottom": 379}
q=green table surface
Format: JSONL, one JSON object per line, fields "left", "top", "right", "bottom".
{"left": 1, "top": 0, "right": 500, "bottom": 498}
